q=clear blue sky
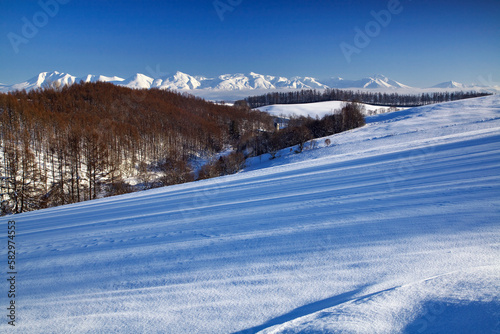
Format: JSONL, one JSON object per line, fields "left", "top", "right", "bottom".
{"left": 1, "top": 0, "right": 499, "bottom": 87}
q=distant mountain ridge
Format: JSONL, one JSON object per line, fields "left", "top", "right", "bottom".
{"left": 324, "top": 74, "right": 411, "bottom": 89}
{"left": 431, "top": 81, "right": 466, "bottom": 89}
{"left": 0, "top": 71, "right": 495, "bottom": 93}
{"left": 0, "top": 71, "right": 332, "bottom": 92}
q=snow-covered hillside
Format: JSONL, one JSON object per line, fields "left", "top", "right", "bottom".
{"left": 257, "top": 100, "right": 401, "bottom": 119}
{"left": 1, "top": 96, "right": 499, "bottom": 333}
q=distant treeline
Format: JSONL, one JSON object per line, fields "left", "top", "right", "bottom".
{"left": 244, "top": 88, "right": 492, "bottom": 108}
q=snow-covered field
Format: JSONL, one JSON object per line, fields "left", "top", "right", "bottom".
{"left": 256, "top": 100, "right": 399, "bottom": 118}
{"left": 1, "top": 96, "right": 499, "bottom": 333}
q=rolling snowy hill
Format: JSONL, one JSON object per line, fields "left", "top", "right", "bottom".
{"left": 257, "top": 100, "right": 401, "bottom": 119}
{"left": 1, "top": 96, "right": 499, "bottom": 333}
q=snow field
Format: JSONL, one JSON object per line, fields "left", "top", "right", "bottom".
{"left": 256, "top": 100, "right": 399, "bottom": 119}
{"left": 0, "top": 96, "right": 499, "bottom": 333}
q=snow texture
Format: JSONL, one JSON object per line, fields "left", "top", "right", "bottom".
{"left": 1, "top": 96, "right": 499, "bottom": 333}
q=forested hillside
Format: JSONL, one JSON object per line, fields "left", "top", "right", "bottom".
{"left": 0, "top": 83, "right": 272, "bottom": 214}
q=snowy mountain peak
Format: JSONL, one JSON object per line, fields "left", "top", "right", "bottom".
{"left": 371, "top": 74, "right": 388, "bottom": 80}
{"left": 363, "top": 74, "right": 411, "bottom": 89}
{"left": 432, "top": 81, "right": 466, "bottom": 89}
{"left": 172, "top": 71, "right": 198, "bottom": 80}
{"left": 120, "top": 73, "right": 154, "bottom": 89}
{"left": 78, "top": 74, "right": 125, "bottom": 83}
{"left": 156, "top": 71, "right": 202, "bottom": 90}
{"left": 7, "top": 71, "right": 77, "bottom": 91}
{"left": 34, "top": 71, "right": 72, "bottom": 86}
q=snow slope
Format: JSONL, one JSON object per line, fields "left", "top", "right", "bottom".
{"left": 257, "top": 100, "right": 400, "bottom": 119}
{"left": 1, "top": 96, "right": 499, "bottom": 333}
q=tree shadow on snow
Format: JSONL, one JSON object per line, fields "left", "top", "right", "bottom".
{"left": 402, "top": 300, "right": 500, "bottom": 334}
{"left": 233, "top": 286, "right": 368, "bottom": 334}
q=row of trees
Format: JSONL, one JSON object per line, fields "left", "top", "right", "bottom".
{"left": 245, "top": 88, "right": 491, "bottom": 108}
{"left": 0, "top": 82, "right": 273, "bottom": 214}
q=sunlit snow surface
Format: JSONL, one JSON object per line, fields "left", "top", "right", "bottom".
{"left": 1, "top": 96, "right": 499, "bottom": 333}
{"left": 256, "top": 100, "right": 398, "bottom": 118}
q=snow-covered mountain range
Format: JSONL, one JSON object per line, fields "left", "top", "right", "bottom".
{"left": 0, "top": 71, "right": 329, "bottom": 92}
{"left": 1, "top": 71, "right": 495, "bottom": 94}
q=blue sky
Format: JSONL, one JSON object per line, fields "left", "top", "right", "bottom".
{"left": 1, "top": 0, "right": 499, "bottom": 87}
